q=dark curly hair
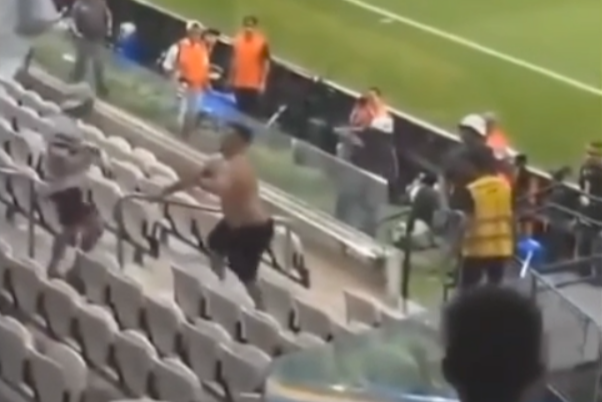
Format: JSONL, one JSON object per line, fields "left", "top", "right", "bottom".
{"left": 442, "top": 286, "right": 544, "bottom": 402}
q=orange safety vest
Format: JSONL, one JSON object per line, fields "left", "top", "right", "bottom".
{"left": 232, "top": 31, "right": 268, "bottom": 90}
{"left": 177, "top": 38, "right": 210, "bottom": 89}
{"left": 486, "top": 129, "right": 510, "bottom": 159}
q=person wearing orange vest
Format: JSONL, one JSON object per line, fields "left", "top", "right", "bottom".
{"left": 228, "top": 16, "right": 271, "bottom": 116}
{"left": 162, "top": 21, "right": 211, "bottom": 135}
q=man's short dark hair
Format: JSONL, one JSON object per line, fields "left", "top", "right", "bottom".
{"left": 230, "top": 122, "right": 253, "bottom": 143}
{"left": 442, "top": 286, "right": 544, "bottom": 402}
{"left": 243, "top": 15, "right": 258, "bottom": 27}
{"left": 369, "top": 86, "right": 381, "bottom": 96}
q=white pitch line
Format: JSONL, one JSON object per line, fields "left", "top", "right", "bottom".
{"left": 336, "top": 0, "right": 602, "bottom": 96}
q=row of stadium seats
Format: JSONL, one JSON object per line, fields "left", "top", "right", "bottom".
{"left": 0, "top": 76, "right": 307, "bottom": 281}
{"left": 0, "top": 76, "right": 406, "bottom": 402}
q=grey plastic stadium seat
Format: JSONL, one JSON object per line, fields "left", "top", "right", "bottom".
{"left": 13, "top": 106, "right": 41, "bottom": 132}
{"left": 114, "top": 330, "right": 158, "bottom": 397}
{"left": 0, "top": 91, "right": 20, "bottom": 121}
{"left": 0, "top": 117, "right": 17, "bottom": 146}
{"left": 153, "top": 358, "right": 204, "bottom": 402}
{"left": 78, "top": 123, "right": 106, "bottom": 145}
{"left": 144, "top": 294, "right": 185, "bottom": 356}
{"left": 111, "top": 159, "right": 144, "bottom": 192}
{"left": 172, "top": 264, "right": 218, "bottom": 319}
{"left": 257, "top": 276, "right": 295, "bottom": 329}
{"left": 0, "top": 239, "right": 13, "bottom": 297}
{"left": 19, "top": 90, "right": 44, "bottom": 112}
{"left": 294, "top": 297, "right": 333, "bottom": 339}
{"left": 270, "top": 225, "right": 305, "bottom": 276}
{"left": 2, "top": 80, "right": 26, "bottom": 100}
{"left": 381, "top": 309, "right": 405, "bottom": 326}
{"left": 89, "top": 176, "right": 123, "bottom": 230}
{"left": 130, "top": 148, "right": 157, "bottom": 170}
{"left": 206, "top": 286, "right": 245, "bottom": 338}
{"left": 0, "top": 315, "right": 34, "bottom": 387}
{"left": 295, "top": 332, "right": 327, "bottom": 349}
{"left": 108, "top": 271, "right": 145, "bottom": 329}
{"left": 29, "top": 349, "right": 66, "bottom": 402}
{"left": 72, "top": 251, "right": 117, "bottom": 304}
{"left": 9, "top": 166, "right": 40, "bottom": 213}
{"left": 41, "top": 279, "right": 82, "bottom": 340}
{"left": 343, "top": 290, "right": 381, "bottom": 327}
{"left": 241, "top": 309, "right": 289, "bottom": 355}
{"left": 37, "top": 100, "right": 61, "bottom": 117}
{"left": 10, "top": 128, "right": 45, "bottom": 167}
{"left": 181, "top": 319, "right": 231, "bottom": 384}
{"left": 146, "top": 162, "right": 178, "bottom": 181}
{"left": 8, "top": 257, "right": 46, "bottom": 317}
{"left": 220, "top": 343, "right": 271, "bottom": 397}
{"left": 31, "top": 342, "right": 87, "bottom": 402}
{"left": 76, "top": 304, "right": 119, "bottom": 370}
{"left": 46, "top": 342, "right": 88, "bottom": 402}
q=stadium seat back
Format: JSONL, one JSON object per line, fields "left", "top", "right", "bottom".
{"left": 76, "top": 304, "right": 119, "bottom": 369}
{"left": 220, "top": 343, "right": 271, "bottom": 395}
{"left": 144, "top": 294, "right": 184, "bottom": 356}
{"left": 9, "top": 257, "right": 46, "bottom": 316}
{"left": 181, "top": 319, "right": 231, "bottom": 382}
{"left": 153, "top": 357, "right": 204, "bottom": 402}
{"left": 241, "top": 309, "right": 282, "bottom": 355}
{"left": 294, "top": 297, "right": 333, "bottom": 339}
{"left": 0, "top": 315, "right": 34, "bottom": 386}
{"left": 108, "top": 272, "right": 145, "bottom": 330}
{"left": 42, "top": 279, "right": 81, "bottom": 340}
{"left": 114, "top": 330, "right": 158, "bottom": 397}
{"left": 30, "top": 349, "right": 66, "bottom": 402}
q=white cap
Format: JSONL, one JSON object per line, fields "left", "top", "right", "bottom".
{"left": 459, "top": 114, "right": 487, "bottom": 136}
{"left": 186, "top": 20, "right": 202, "bottom": 30}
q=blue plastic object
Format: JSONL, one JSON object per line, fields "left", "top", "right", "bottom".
{"left": 517, "top": 236, "right": 545, "bottom": 269}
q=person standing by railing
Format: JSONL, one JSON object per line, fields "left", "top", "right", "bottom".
{"left": 68, "top": 0, "right": 112, "bottom": 96}
{"left": 449, "top": 149, "right": 514, "bottom": 289}
{"left": 228, "top": 16, "right": 271, "bottom": 117}
{"left": 162, "top": 21, "right": 212, "bottom": 136}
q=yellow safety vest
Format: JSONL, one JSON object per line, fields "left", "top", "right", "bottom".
{"left": 462, "top": 175, "right": 513, "bottom": 258}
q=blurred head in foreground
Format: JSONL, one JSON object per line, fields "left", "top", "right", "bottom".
{"left": 220, "top": 122, "right": 253, "bottom": 157}
{"left": 442, "top": 286, "right": 545, "bottom": 402}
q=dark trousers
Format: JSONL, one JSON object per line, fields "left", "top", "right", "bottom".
{"left": 234, "top": 87, "right": 261, "bottom": 117}
{"left": 69, "top": 36, "right": 107, "bottom": 93}
{"left": 458, "top": 256, "right": 508, "bottom": 289}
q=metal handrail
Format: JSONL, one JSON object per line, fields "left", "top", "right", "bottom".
{"left": 114, "top": 192, "right": 295, "bottom": 272}
{"left": 0, "top": 167, "right": 39, "bottom": 258}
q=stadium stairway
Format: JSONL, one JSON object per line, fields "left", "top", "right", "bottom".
{"left": 0, "top": 75, "right": 413, "bottom": 402}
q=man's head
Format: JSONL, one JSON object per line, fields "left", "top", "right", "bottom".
{"left": 442, "top": 286, "right": 544, "bottom": 402}
{"left": 242, "top": 15, "right": 259, "bottom": 35}
{"left": 220, "top": 122, "right": 253, "bottom": 157}
{"left": 202, "top": 28, "right": 219, "bottom": 47}
{"left": 458, "top": 114, "right": 487, "bottom": 145}
{"left": 186, "top": 21, "right": 203, "bottom": 41}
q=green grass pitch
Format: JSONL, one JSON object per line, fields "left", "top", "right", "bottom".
{"left": 150, "top": 0, "right": 601, "bottom": 168}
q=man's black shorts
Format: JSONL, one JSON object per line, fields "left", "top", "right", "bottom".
{"left": 207, "top": 218, "right": 274, "bottom": 283}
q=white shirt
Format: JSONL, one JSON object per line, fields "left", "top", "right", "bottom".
{"left": 161, "top": 42, "right": 180, "bottom": 72}
{"left": 370, "top": 113, "right": 394, "bottom": 134}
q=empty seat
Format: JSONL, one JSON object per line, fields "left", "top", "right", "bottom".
{"left": 108, "top": 272, "right": 145, "bottom": 329}
{"left": 146, "top": 162, "right": 178, "bottom": 180}
{"left": 220, "top": 343, "right": 271, "bottom": 397}
{"left": 37, "top": 100, "right": 62, "bottom": 117}
{"left": 152, "top": 358, "right": 204, "bottom": 402}
{"left": 0, "top": 315, "right": 34, "bottom": 387}
{"left": 7, "top": 257, "right": 46, "bottom": 316}
{"left": 103, "top": 136, "right": 132, "bottom": 160}
{"left": 14, "top": 106, "right": 43, "bottom": 132}
{"left": 294, "top": 297, "right": 333, "bottom": 339}
{"left": 114, "top": 330, "right": 158, "bottom": 397}
{"left": 258, "top": 277, "right": 295, "bottom": 329}
{"left": 76, "top": 304, "right": 119, "bottom": 369}
{"left": 181, "top": 319, "right": 231, "bottom": 383}
{"left": 269, "top": 225, "right": 305, "bottom": 276}
{"left": 343, "top": 290, "right": 381, "bottom": 327}
{"left": 130, "top": 148, "right": 156, "bottom": 169}
{"left": 111, "top": 159, "right": 144, "bottom": 191}
{"left": 172, "top": 264, "right": 218, "bottom": 319}
{"left": 41, "top": 279, "right": 81, "bottom": 340}
{"left": 0, "top": 92, "right": 21, "bottom": 122}
{"left": 144, "top": 294, "right": 185, "bottom": 356}
{"left": 71, "top": 251, "right": 117, "bottom": 304}
{"left": 9, "top": 129, "right": 45, "bottom": 168}
{"left": 89, "top": 176, "right": 123, "bottom": 230}
{"left": 10, "top": 167, "right": 40, "bottom": 214}
{"left": 78, "top": 123, "right": 106, "bottom": 145}
{"left": 31, "top": 342, "right": 88, "bottom": 402}
{"left": 0, "top": 239, "right": 13, "bottom": 295}
{"left": 121, "top": 198, "right": 162, "bottom": 252}
{"left": 241, "top": 309, "right": 286, "bottom": 355}
{"left": 206, "top": 287, "right": 245, "bottom": 338}
{"left": 0, "top": 117, "right": 17, "bottom": 148}
{"left": 19, "top": 91, "right": 45, "bottom": 113}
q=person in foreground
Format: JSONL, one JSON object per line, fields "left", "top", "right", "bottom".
{"left": 442, "top": 286, "right": 545, "bottom": 402}
{"left": 159, "top": 123, "right": 273, "bottom": 307}
{"left": 42, "top": 133, "right": 108, "bottom": 277}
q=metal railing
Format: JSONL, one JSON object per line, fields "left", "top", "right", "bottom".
{"left": 113, "top": 192, "right": 309, "bottom": 285}
{"left": 0, "top": 167, "right": 39, "bottom": 258}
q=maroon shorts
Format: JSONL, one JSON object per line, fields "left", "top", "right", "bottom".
{"left": 50, "top": 187, "right": 96, "bottom": 228}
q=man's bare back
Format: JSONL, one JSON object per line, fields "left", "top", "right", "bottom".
{"left": 204, "top": 153, "right": 269, "bottom": 227}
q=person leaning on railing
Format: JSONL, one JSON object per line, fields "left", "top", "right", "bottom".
{"left": 449, "top": 148, "right": 514, "bottom": 290}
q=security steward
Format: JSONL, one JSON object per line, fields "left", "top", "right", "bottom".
{"left": 162, "top": 21, "right": 211, "bottom": 135}
{"left": 228, "top": 15, "right": 271, "bottom": 117}
{"left": 450, "top": 149, "right": 514, "bottom": 289}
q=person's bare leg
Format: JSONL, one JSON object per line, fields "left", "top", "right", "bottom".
{"left": 80, "top": 212, "right": 104, "bottom": 252}
{"left": 47, "top": 227, "right": 76, "bottom": 277}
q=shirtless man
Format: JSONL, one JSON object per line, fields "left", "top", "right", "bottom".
{"left": 159, "top": 123, "right": 273, "bottom": 307}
